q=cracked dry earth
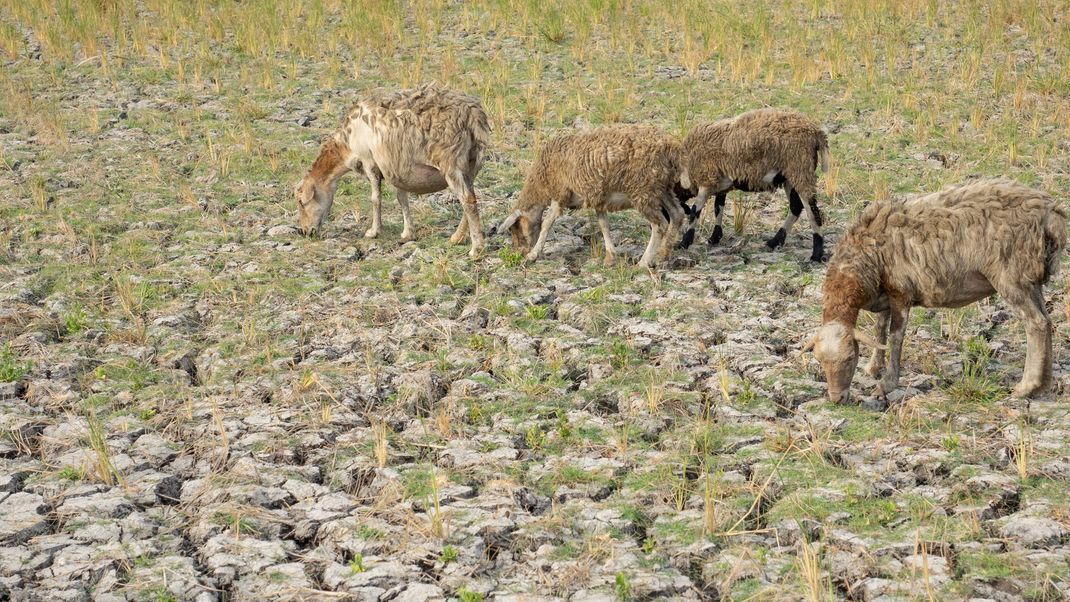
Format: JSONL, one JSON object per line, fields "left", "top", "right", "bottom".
{"left": 3, "top": 193, "right": 1070, "bottom": 601}
{"left": 3, "top": 13, "right": 1070, "bottom": 602}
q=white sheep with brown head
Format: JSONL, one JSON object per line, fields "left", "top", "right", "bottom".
{"left": 805, "top": 179, "right": 1066, "bottom": 404}
{"left": 295, "top": 83, "right": 491, "bottom": 256}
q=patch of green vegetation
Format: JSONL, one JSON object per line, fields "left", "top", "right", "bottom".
{"left": 0, "top": 344, "right": 32, "bottom": 382}
{"left": 653, "top": 519, "right": 700, "bottom": 546}
{"left": 457, "top": 587, "right": 484, "bottom": 602}
{"left": 497, "top": 247, "right": 525, "bottom": 268}
{"left": 212, "top": 513, "right": 260, "bottom": 537}
{"left": 606, "top": 338, "right": 637, "bottom": 370}
{"left": 401, "top": 468, "right": 433, "bottom": 499}
{"left": 524, "top": 424, "right": 547, "bottom": 451}
{"left": 57, "top": 466, "right": 84, "bottom": 481}
{"left": 524, "top": 303, "right": 547, "bottom": 320}
{"left": 91, "top": 359, "right": 160, "bottom": 393}
{"left": 614, "top": 571, "right": 631, "bottom": 601}
{"left": 349, "top": 553, "right": 365, "bottom": 574}
{"left": 944, "top": 336, "right": 1005, "bottom": 405}
{"left": 356, "top": 525, "right": 384, "bottom": 540}
{"left": 439, "top": 545, "right": 458, "bottom": 564}
{"left": 729, "top": 577, "right": 763, "bottom": 601}
{"left": 140, "top": 587, "right": 178, "bottom": 602}
{"left": 957, "top": 550, "right": 1015, "bottom": 580}
{"left": 62, "top": 303, "right": 90, "bottom": 335}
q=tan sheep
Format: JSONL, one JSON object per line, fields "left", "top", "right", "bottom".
{"left": 679, "top": 108, "right": 829, "bottom": 261}
{"left": 493, "top": 124, "right": 690, "bottom": 268}
{"left": 804, "top": 178, "right": 1067, "bottom": 404}
{"left": 294, "top": 84, "right": 491, "bottom": 257}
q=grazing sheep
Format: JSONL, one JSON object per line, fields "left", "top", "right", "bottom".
{"left": 803, "top": 179, "right": 1066, "bottom": 404}
{"left": 294, "top": 83, "right": 491, "bottom": 257}
{"left": 678, "top": 108, "right": 829, "bottom": 261}
{"left": 493, "top": 125, "right": 690, "bottom": 268}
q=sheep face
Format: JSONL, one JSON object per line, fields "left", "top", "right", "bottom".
{"left": 810, "top": 322, "right": 859, "bottom": 404}
{"left": 295, "top": 178, "right": 334, "bottom": 236}
{"left": 509, "top": 208, "right": 543, "bottom": 252}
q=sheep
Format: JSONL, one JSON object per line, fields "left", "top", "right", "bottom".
{"left": 803, "top": 178, "right": 1067, "bottom": 405}
{"left": 294, "top": 83, "right": 491, "bottom": 257}
{"left": 678, "top": 108, "right": 830, "bottom": 262}
{"left": 493, "top": 124, "right": 690, "bottom": 269}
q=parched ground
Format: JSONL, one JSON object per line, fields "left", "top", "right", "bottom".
{"left": 2, "top": 1, "right": 1070, "bottom": 601}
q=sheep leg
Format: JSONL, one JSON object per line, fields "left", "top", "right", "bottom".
{"left": 802, "top": 195, "right": 825, "bottom": 262}
{"left": 864, "top": 310, "right": 890, "bottom": 378}
{"left": 1003, "top": 282, "right": 1052, "bottom": 398}
{"left": 658, "top": 192, "right": 685, "bottom": 263}
{"left": 597, "top": 211, "right": 617, "bottom": 267}
{"left": 448, "top": 214, "right": 468, "bottom": 245}
{"left": 875, "top": 304, "right": 909, "bottom": 397}
{"left": 766, "top": 188, "right": 803, "bottom": 250}
{"left": 446, "top": 171, "right": 483, "bottom": 256}
{"left": 678, "top": 187, "right": 710, "bottom": 249}
{"left": 396, "top": 190, "right": 415, "bottom": 243}
{"left": 1031, "top": 284, "right": 1054, "bottom": 392}
{"left": 638, "top": 202, "right": 669, "bottom": 268}
{"left": 364, "top": 168, "right": 383, "bottom": 239}
{"left": 525, "top": 202, "right": 562, "bottom": 262}
{"left": 707, "top": 192, "right": 728, "bottom": 245}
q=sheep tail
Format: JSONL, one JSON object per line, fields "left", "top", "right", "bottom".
{"left": 816, "top": 131, "right": 830, "bottom": 173}
{"left": 669, "top": 142, "right": 691, "bottom": 190}
{"left": 470, "top": 108, "right": 492, "bottom": 152}
{"left": 1042, "top": 205, "right": 1068, "bottom": 282}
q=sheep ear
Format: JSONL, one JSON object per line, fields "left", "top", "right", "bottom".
{"left": 801, "top": 335, "right": 818, "bottom": 353}
{"left": 853, "top": 328, "right": 887, "bottom": 350}
{"left": 492, "top": 210, "right": 521, "bottom": 236}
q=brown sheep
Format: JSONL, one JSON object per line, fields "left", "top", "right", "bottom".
{"left": 295, "top": 84, "right": 491, "bottom": 257}
{"left": 679, "top": 108, "right": 829, "bottom": 261}
{"left": 804, "top": 179, "right": 1067, "bottom": 404}
{"left": 493, "top": 124, "right": 690, "bottom": 268}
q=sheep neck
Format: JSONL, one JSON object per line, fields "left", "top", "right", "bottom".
{"left": 308, "top": 136, "right": 352, "bottom": 190}
{"left": 821, "top": 262, "right": 878, "bottom": 327}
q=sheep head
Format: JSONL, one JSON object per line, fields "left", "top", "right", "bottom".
{"left": 294, "top": 177, "right": 335, "bottom": 236}
{"left": 804, "top": 321, "right": 884, "bottom": 404}
{"left": 494, "top": 205, "right": 543, "bottom": 252}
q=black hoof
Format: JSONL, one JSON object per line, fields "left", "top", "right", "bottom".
{"left": 766, "top": 228, "right": 787, "bottom": 249}
{"left": 708, "top": 225, "right": 723, "bottom": 246}
{"left": 679, "top": 228, "right": 695, "bottom": 249}
{"left": 810, "top": 233, "right": 825, "bottom": 262}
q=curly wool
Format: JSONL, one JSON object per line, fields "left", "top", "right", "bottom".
{"left": 341, "top": 83, "right": 490, "bottom": 184}
{"left": 517, "top": 124, "right": 686, "bottom": 215}
{"left": 683, "top": 108, "right": 828, "bottom": 200}
{"left": 825, "top": 178, "right": 1066, "bottom": 319}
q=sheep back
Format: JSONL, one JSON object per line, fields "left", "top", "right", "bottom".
{"left": 684, "top": 108, "right": 827, "bottom": 199}
{"left": 521, "top": 124, "right": 684, "bottom": 213}
{"left": 345, "top": 84, "right": 490, "bottom": 184}
{"left": 833, "top": 179, "right": 1066, "bottom": 306}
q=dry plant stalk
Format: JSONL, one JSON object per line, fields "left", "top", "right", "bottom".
{"left": 797, "top": 539, "right": 830, "bottom": 602}
{"left": 86, "top": 409, "right": 125, "bottom": 487}
{"left": 372, "top": 420, "right": 389, "bottom": 468}
{"left": 210, "top": 398, "right": 229, "bottom": 471}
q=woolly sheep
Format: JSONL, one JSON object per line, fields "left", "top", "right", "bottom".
{"left": 295, "top": 84, "right": 491, "bottom": 257}
{"left": 803, "top": 179, "right": 1067, "bottom": 404}
{"left": 494, "top": 124, "right": 690, "bottom": 269}
{"left": 678, "top": 108, "right": 830, "bottom": 261}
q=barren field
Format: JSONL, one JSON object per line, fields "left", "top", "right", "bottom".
{"left": 2, "top": 1, "right": 1070, "bottom": 600}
